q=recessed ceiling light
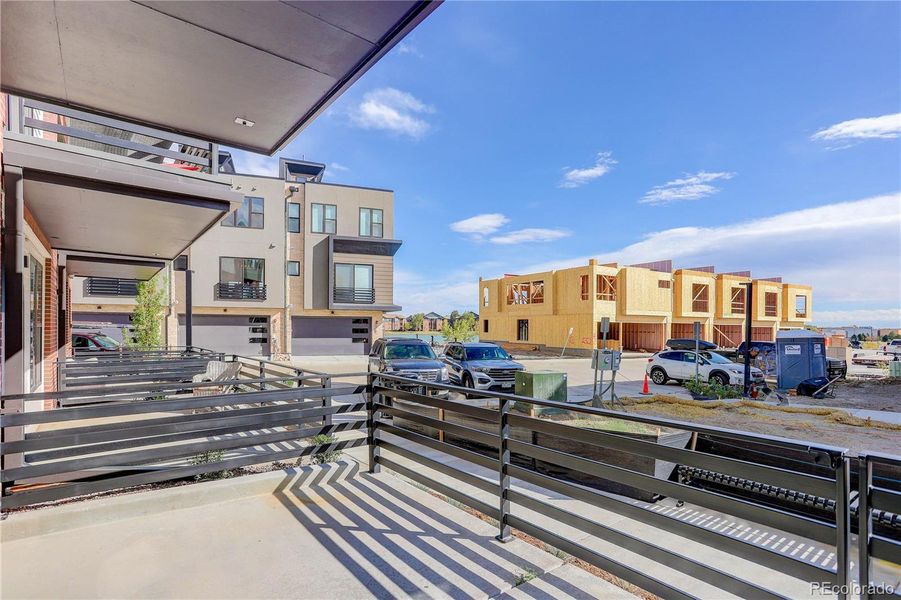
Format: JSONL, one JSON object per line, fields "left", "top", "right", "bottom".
{"left": 234, "top": 117, "right": 255, "bottom": 127}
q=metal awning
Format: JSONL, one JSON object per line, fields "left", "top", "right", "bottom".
{"left": 1, "top": 0, "right": 440, "bottom": 154}
{"left": 64, "top": 253, "right": 166, "bottom": 281}
{"left": 4, "top": 137, "right": 239, "bottom": 260}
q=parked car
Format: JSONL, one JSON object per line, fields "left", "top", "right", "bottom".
{"left": 442, "top": 342, "right": 524, "bottom": 393}
{"left": 883, "top": 340, "right": 901, "bottom": 355}
{"left": 646, "top": 350, "right": 763, "bottom": 386}
{"left": 849, "top": 339, "right": 862, "bottom": 349}
{"left": 368, "top": 337, "right": 448, "bottom": 385}
{"left": 72, "top": 331, "right": 122, "bottom": 352}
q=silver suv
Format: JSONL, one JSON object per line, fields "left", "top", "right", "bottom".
{"left": 442, "top": 342, "right": 524, "bottom": 393}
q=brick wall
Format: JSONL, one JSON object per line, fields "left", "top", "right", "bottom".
{"left": 43, "top": 254, "right": 59, "bottom": 406}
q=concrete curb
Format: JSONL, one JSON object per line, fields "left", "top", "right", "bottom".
{"left": 1, "top": 459, "right": 360, "bottom": 542}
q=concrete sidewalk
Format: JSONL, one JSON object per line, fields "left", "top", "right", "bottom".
{"left": 1, "top": 460, "right": 631, "bottom": 600}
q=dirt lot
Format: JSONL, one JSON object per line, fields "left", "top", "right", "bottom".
{"left": 619, "top": 386, "right": 901, "bottom": 456}
{"left": 799, "top": 378, "right": 901, "bottom": 412}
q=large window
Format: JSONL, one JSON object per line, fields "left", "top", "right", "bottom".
{"left": 506, "top": 280, "right": 544, "bottom": 305}
{"left": 222, "top": 196, "right": 264, "bottom": 229}
{"left": 795, "top": 295, "right": 808, "bottom": 319}
{"left": 219, "top": 257, "right": 265, "bottom": 284}
{"left": 691, "top": 283, "right": 709, "bottom": 312}
{"left": 311, "top": 203, "right": 337, "bottom": 234}
{"left": 287, "top": 203, "right": 301, "bottom": 233}
{"left": 730, "top": 287, "right": 746, "bottom": 314}
{"left": 765, "top": 292, "right": 778, "bottom": 317}
{"left": 359, "top": 207, "right": 383, "bottom": 238}
{"left": 597, "top": 275, "right": 617, "bottom": 301}
{"left": 335, "top": 263, "right": 374, "bottom": 303}
{"left": 29, "top": 257, "right": 43, "bottom": 390}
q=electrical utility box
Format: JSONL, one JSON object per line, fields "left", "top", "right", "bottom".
{"left": 776, "top": 330, "right": 827, "bottom": 390}
{"left": 591, "top": 349, "right": 621, "bottom": 371}
{"left": 515, "top": 370, "right": 567, "bottom": 414}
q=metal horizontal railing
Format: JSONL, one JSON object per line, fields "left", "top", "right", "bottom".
{"left": 215, "top": 282, "right": 266, "bottom": 300}
{"left": 334, "top": 287, "right": 375, "bottom": 304}
{"left": 8, "top": 96, "right": 218, "bottom": 173}
{"left": 859, "top": 452, "right": 901, "bottom": 600}
{"left": 84, "top": 277, "right": 139, "bottom": 297}
{"left": 367, "top": 374, "right": 868, "bottom": 600}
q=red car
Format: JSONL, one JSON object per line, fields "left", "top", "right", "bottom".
{"left": 72, "top": 332, "right": 123, "bottom": 352}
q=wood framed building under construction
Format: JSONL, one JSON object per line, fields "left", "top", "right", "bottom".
{"left": 478, "top": 259, "right": 812, "bottom": 353}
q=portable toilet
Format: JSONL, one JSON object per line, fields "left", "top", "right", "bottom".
{"left": 776, "top": 330, "right": 827, "bottom": 390}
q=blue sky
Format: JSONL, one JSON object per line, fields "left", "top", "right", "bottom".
{"left": 230, "top": 1, "right": 901, "bottom": 327}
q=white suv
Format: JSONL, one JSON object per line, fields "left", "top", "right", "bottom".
{"left": 646, "top": 350, "right": 763, "bottom": 386}
{"left": 882, "top": 340, "right": 901, "bottom": 355}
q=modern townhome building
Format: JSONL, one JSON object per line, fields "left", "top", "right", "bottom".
{"left": 1, "top": 0, "right": 436, "bottom": 395}
{"left": 479, "top": 259, "right": 813, "bottom": 353}
{"left": 71, "top": 157, "right": 402, "bottom": 358}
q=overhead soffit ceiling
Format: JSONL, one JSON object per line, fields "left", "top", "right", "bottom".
{"left": 0, "top": 0, "right": 440, "bottom": 155}
{"left": 65, "top": 254, "right": 166, "bottom": 280}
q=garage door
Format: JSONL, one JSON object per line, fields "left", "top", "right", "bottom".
{"left": 178, "top": 315, "right": 270, "bottom": 356}
{"left": 621, "top": 323, "right": 664, "bottom": 351}
{"left": 73, "top": 312, "right": 132, "bottom": 343}
{"left": 292, "top": 317, "right": 370, "bottom": 356}
{"left": 713, "top": 325, "right": 742, "bottom": 348}
{"left": 671, "top": 323, "right": 709, "bottom": 341}
{"left": 751, "top": 327, "right": 774, "bottom": 342}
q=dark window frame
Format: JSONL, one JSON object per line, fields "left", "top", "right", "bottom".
{"left": 219, "top": 256, "right": 265, "bottom": 285}
{"left": 517, "top": 319, "right": 529, "bottom": 341}
{"left": 287, "top": 202, "right": 301, "bottom": 233}
{"left": 359, "top": 207, "right": 384, "bottom": 238}
{"left": 483, "top": 319, "right": 489, "bottom": 333}
{"left": 311, "top": 203, "right": 337, "bottom": 234}
{"left": 222, "top": 196, "right": 264, "bottom": 229}
{"left": 287, "top": 261, "right": 300, "bottom": 277}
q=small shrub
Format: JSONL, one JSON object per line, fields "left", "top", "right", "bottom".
{"left": 684, "top": 379, "right": 742, "bottom": 399}
{"left": 514, "top": 569, "right": 538, "bottom": 586}
{"left": 310, "top": 434, "right": 343, "bottom": 464}
{"left": 190, "top": 450, "right": 233, "bottom": 480}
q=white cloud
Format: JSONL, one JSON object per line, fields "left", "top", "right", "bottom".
{"left": 349, "top": 87, "right": 435, "bottom": 139}
{"left": 558, "top": 152, "right": 617, "bottom": 188}
{"left": 812, "top": 113, "right": 901, "bottom": 142}
{"left": 450, "top": 213, "right": 510, "bottom": 236}
{"left": 329, "top": 162, "right": 349, "bottom": 172}
{"left": 812, "top": 308, "right": 901, "bottom": 328}
{"left": 490, "top": 228, "right": 571, "bottom": 245}
{"left": 395, "top": 262, "right": 502, "bottom": 314}
{"left": 396, "top": 41, "right": 423, "bottom": 58}
{"left": 229, "top": 150, "right": 277, "bottom": 176}
{"left": 640, "top": 171, "right": 735, "bottom": 205}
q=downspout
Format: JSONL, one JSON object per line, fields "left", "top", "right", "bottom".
{"left": 15, "top": 173, "right": 24, "bottom": 274}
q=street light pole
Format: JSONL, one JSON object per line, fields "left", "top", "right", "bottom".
{"left": 743, "top": 281, "right": 754, "bottom": 396}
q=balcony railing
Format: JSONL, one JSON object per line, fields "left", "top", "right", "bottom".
{"left": 216, "top": 282, "right": 266, "bottom": 300}
{"left": 6, "top": 96, "right": 219, "bottom": 173}
{"left": 84, "top": 277, "right": 139, "bottom": 297}
{"left": 334, "top": 287, "right": 375, "bottom": 304}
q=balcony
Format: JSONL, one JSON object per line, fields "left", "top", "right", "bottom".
{"left": 84, "top": 277, "right": 139, "bottom": 297}
{"left": 216, "top": 282, "right": 267, "bottom": 301}
{"left": 334, "top": 287, "right": 375, "bottom": 304}
{"left": 0, "top": 350, "right": 899, "bottom": 598}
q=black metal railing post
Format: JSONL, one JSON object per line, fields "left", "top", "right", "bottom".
{"left": 322, "top": 375, "right": 333, "bottom": 427}
{"left": 497, "top": 394, "right": 512, "bottom": 542}
{"left": 367, "top": 373, "right": 381, "bottom": 474}
{"left": 857, "top": 454, "right": 872, "bottom": 600}
{"left": 834, "top": 453, "right": 850, "bottom": 600}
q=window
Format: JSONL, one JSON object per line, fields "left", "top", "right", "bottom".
{"left": 287, "top": 261, "right": 300, "bottom": 276}
{"left": 335, "top": 263, "right": 374, "bottom": 303}
{"left": 222, "top": 196, "right": 264, "bottom": 229}
{"left": 731, "top": 287, "right": 746, "bottom": 314}
{"left": 506, "top": 280, "right": 544, "bottom": 305}
{"left": 483, "top": 319, "right": 489, "bottom": 333}
{"left": 219, "top": 257, "right": 265, "bottom": 284}
{"left": 691, "top": 283, "right": 709, "bottom": 312}
{"left": 517, "top": 319, "right": 529, "bottom": 341}
{"left": 287, "top": 203, "right": 301, "bottom": 233}
{"left": 29, "top": 257, "right": 43, "bottom": 390}
{"left": 483, "top": 287, "right": 489, "bottom": 307}
{"left": 765, "top": 292, "right": 778, "bottom": 317}
{"left": 311, "top": 203, "right": 336, "bottom": 233}
{"left": 580, "top": 275, "right": 589, "bottom": 300}
{"left": 795, "top": 295, "right": 807, "bottom": 319}
{"left": 658, "top": 279, "right": 671, "bottom": 289}
{"left": 359, "top": 207, "right": 383, "bottom": 238}
{"left": 597, "top": 275, "right": 617, "bottom": 301}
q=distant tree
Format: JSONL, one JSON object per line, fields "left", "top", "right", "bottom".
{"left": 448, "top": 310, "right": 461, "bottom": 325}
{"left": 462, "top": 310, "right": 479, "bottom": 322}
{"left": 408, "top": 313, "right": 424, "bottom": 332}
{"left": 126, "top": 273, "right": 167, "bottom": 350}
{"left": 442, "top": 312, "right": 477, "bottom": 342}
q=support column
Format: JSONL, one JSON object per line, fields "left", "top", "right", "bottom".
{"left": 2, "top": 166, "right": 25, "bottom": 395}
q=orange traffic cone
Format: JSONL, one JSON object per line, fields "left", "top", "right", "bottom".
{"left": 640, "top": 373, "right": 652, "bottom": 396}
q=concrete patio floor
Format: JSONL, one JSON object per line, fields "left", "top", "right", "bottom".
{"left": 1, "top": 460, "right": 631, "bottom": 599}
